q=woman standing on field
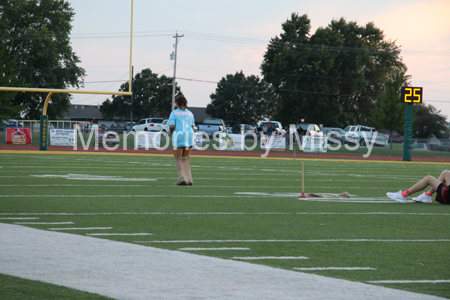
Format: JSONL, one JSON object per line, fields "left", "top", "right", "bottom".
{"left": 168, "top": 96, "right": 195, "bottom": 186}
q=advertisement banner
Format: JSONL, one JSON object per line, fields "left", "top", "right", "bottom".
{"left": 219, "top": 133, "right": 244, "bottom": 151}
{"left": 50, "top": 129, "right": 76, "bottom": 146}
{"left": 302, "top": 136, "right": 328, "bottom": 153}
{"left": 6, "top": 128, "right": 32, "bottom": 145}
{"left": 193, "top": 134, "right": 203, "bottom": 148}
{"left": 260, "top": 134, "right": 286, "bottom": 151}
{"left": 136, "top": 131, "right": 161, "bottom": 149}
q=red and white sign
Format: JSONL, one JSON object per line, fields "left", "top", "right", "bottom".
{"left": 6, "top": 128, "right": 32, "bottom": 145}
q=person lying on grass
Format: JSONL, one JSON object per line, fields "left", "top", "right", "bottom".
{"left": 387, "top": 170, "right": 450, "bottom": 204}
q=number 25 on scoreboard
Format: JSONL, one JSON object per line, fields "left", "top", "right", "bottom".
{"left": 401, "top": 87, "right": 423, "bottom": 104}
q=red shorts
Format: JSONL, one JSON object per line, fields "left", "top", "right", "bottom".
{"left": 436, "top": 184, "right": 449, "bottom": 204}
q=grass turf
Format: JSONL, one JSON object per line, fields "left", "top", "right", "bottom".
{"left": 0, "top": 273, "right": 115, "bottom": 300}
{"left": 0, "top": 151, "right": 449, "bottom": 299}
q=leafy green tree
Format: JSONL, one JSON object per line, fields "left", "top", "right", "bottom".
{"left": 0, "top": 43, "right": 24, "bottom": 122}
{"left": 206, "top": 71, "right": 277, "bottom": 125}
{"left": 100, "top": 68, "right": 182, "bottom": 122}
{"left": 260, "top": 14, "right": 312, "bottom": 126}
{"left": 261, "top": 13, "right": 405, "bottom": 127}
{"left": 412, "top": 104, "right": 448, "bottom": 138}
{"left": 371, "top": 67, "right": 410, "bottom": 148}
{"left": 0, "top": 0, "right": 85, "bottom": 119}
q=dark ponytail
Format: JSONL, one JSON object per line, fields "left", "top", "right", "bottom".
{"left": 175, "top": 96, "right": 187, "bottom": 110}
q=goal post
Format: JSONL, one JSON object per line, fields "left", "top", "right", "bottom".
{"left": 0, "top": 0, "right": 135, "bottom": 151}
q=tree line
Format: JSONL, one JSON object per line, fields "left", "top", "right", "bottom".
{"left": 0, "top": 2, "right": 447, "bottom": 138}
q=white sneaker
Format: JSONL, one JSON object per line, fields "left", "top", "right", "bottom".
{"left": 387, "top": 190, "right": 407, "bottom": 203}
{"left": 412, "top": 192, "right": 431, "bottom": 203}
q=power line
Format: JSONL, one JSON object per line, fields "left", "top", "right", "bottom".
{"left": 177, "top": 76, "right": 379, "bottom": 99}
{"left": 18, "top": 74, "right": 449, "bottom": 104}
{"left": 2, "top": 30, "right": 449, "bottom": 56}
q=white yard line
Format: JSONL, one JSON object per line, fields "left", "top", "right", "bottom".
{"left": 0, "top": 175, "right": 418, "bottom": 182}
{"left": 234, "top": 256, "right": 309, "bottom": 260}
{"left": 0, "top": 217, "right": 40, "bottom": 220}
{"left": 139, "top": 239, "right": 450, "bottom": 243}
{"left": 86, "top": 233, "right": 153, "bottom": 236}
{"left": 367, "top": 280, "right": 450, "bottom": 284}
{"left": 0, "top": 223, "right": 445, "bottom": 300}
{"left": 0, "top": 195, "right": 400, "bottom": 202}
{"left": 179, "top": 247, "right": 250, "bottom": 251}
{"left": 15, "top": 222, "right": 74, "bottom": 225}
{"left": 0, "top": 184, "right": 389, "bottom": 189}
{"left": 48, "top": 227, "right": 112, "bottom": 231}
{"left": 295, "top": 267, "right": 376, "bottom": 271}
{"left": 1, "top": 212, "right": 449, "bottom": 216}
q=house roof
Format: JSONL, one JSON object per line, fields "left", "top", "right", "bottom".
{"left": 189, "top": 107, "right": 211, "bottom": 123}
{"left": 63, "top": 104, "right": 209, "bottom": 123}
{"left": 63, "top": 105, "right": 103, "bottom": 120}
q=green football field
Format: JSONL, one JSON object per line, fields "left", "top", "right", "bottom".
{"left": 0, "top": 151, "right": 449, "bottom": 299}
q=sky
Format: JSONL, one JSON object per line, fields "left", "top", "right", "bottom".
{"left": 68, "top": 0, "right": 450, "bottom": 122}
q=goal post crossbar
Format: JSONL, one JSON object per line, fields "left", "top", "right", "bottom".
{"left": 0, "top": 87, "right": 132, "bottom": 96}
{"left": 2, "top": 0, "right": 134, "bottom": 151}
{"left": 0, "top": 0, "right": 134, "bottom": 111}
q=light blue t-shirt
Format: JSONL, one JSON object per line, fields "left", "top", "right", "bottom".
{"left": 168, "top": 108, "right": 195, "bottom": 148}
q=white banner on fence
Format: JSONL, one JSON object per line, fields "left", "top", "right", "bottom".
{"left": 260, "top": 134, "right": 286, "bottom": 151}
{"left": 193, "top": 134, "right": 203, "bottom": 148}
{"left": 50, "top": 129, "right": 76, "bottom": 146}
{"left": 219, "top": 133, "right": 244, "bottom": 151}
{"left": 302, "top": 136, "right": 328, "bottom": 153}
{"left": 136, "top": 131, "right": 161, "bottom": 149}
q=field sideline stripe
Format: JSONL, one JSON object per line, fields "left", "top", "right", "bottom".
{"left": 0, "top": 150, "right": 448, "bottom": 165}
{"left": 1, "top": 212, "right": 449, "bottom": 216}
{"left": 137, "top": 239, "right": 450, "bottom": 243}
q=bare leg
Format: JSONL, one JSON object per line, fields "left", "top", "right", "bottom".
{"left": 182, "top": 147, "right": 193, "bottom": 185}
{"left": 408, "top": 170, "right": 450, "bottom": 194}
{"left": 437, "top": 170, "right": 450, "bottom": 185}
{"left": 173, "top": 147, "right": 187, "bottom": 185}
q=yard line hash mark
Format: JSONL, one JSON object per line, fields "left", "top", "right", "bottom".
{"left": 48, "top": 227, "right": 112, "bottom": 231}
{"left": 0, "top": 217, "right": 40, "bottom": 220}
{"left": 15, "top": 222, "right": 74, "bottom": 225}
{"left": 86, "top": 233, "right": 153, "bottom": 236}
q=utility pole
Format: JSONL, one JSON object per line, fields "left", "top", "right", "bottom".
{"left": 130, "top": 66, "right": 134, "bottom": 130}
{"left": 171, "top": 31, "right": 183, "bottom": 112}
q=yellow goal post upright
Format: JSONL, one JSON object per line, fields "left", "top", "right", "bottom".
{"left": 0, "top": 0, "right": 135, "bottom": 150}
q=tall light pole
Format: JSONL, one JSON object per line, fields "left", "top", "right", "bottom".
{"left": 171, "top": 31, "right": 183, "bottom": 112}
